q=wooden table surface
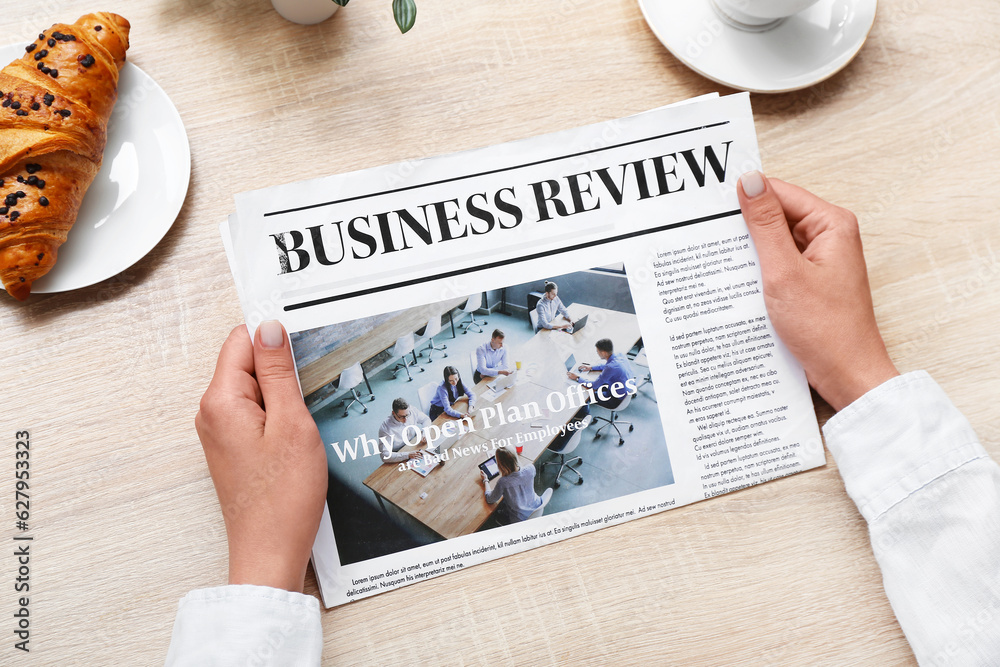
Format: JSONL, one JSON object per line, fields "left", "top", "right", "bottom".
{"left": 2, "top": 0, "right": 998, "bottom": 664}
{"left": 364, "top": 428, "right": 496, "bottom": 539}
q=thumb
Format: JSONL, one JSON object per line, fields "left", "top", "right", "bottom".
{"left": 253, "top": 320, "right": 307, "bottom": 417}
{"left": 737, "top": 171, "right": 803, "bottom": 283}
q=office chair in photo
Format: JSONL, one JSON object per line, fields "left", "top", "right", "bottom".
{"left": 593, "top": 391, "right": 634, "bottom": 446}
{"left": 416, "top": 315, "right": 447, "bottom": 362}
{"left": 338, "top": 363, "right": 372, "bottom": 417}
{"left": 633, "top": 347, "right": 656, "bottom": 403}
{"left": 527, "top": 487, "right": 554, "bottom": 520}
{"left": 390, "top": 333, "right": 424, "bottom": 382}
{"left": 417, "top": 382, "right": 438, "bottom": 416}
{"left": 459, "top": 293, "right": 487, "bottom": 334}
{"left": 529, "top": 309, "right": 539, "bottom": 333}
{"left": 541, "top": 414, "right": 592, "bottom": 488}
{"left": 468, "top": 350, "right": 479, "bottom": 383}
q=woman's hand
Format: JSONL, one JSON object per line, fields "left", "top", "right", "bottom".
{"left": 738, "top": 172, "right": 899, "bottom": 411}
{"left": 195, "top": 321, "right": 328, "bottom": 593}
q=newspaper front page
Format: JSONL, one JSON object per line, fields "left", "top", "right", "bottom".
{"left": 222, "top": 92, "right": 825, "bottom": 608}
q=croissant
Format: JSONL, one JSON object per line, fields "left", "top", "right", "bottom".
{"left": 0, "top": 12, "right": 130, "bottom": 300}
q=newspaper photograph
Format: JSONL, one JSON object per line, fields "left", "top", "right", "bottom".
{"left": 291, "top": 264, "right": 673, "bottom": 568}
{"left": 221, "top": 92, "right": 825, "bottom": 607}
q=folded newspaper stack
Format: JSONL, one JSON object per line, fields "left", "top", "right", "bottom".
{"left": 221, "top": 92, "right": 824, "bottom": 608}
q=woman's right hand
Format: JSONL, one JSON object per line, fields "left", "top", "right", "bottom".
{"left": 737, "top": 172, "right": 899, "bottom": 411}
{"left": 195, "top": 322, "right": 328, "bottom": 593}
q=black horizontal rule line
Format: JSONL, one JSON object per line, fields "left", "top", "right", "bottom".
{"left": 263, "top": 121, "right": 731, "bottom": 218}
{"left": 283, "top": 208, "right": 742, "bottom": 312}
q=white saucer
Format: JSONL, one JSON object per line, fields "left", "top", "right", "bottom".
{"left": 1, "top": 43, "right": 191, "bottom": 295}
{"left": 638, "top": 0, "right": 877, "bottom": 93}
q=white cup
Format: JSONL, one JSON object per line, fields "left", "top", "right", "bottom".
{"left": 712, "top": 0, "right": 821, "bottom": 28}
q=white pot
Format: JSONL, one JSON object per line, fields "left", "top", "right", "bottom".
{"left": 271, "top": 0, "right": 339, "bottom": 25}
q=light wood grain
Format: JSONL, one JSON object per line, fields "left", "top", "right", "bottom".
{"left": 2, "top": 0, "right": 999, "bottom": 663}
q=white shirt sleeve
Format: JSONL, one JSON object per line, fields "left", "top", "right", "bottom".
{"left": 535, "top": 300, "right": 552, "bottom": 330}
{"left": 475, "top": 343, "right": 491, "bottom": 376}
{"left": 415, "top": 408, "right": 431, "bottom": 430}
{"left": 556, "top": 297, "right": 571, "bottom": 321}
{"left": 823, "top": 371, "right": 1000, "bottom": 664}
{"left": 165, "top": 585, "right": 322, "bottom": 666}
{"left": 378, "top": 422, "right": 408, "bottom": 464}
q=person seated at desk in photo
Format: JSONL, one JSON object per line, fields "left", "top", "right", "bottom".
{"left": 428, "top": 365, "right": 476, "bottom": 420}
{"left": 377, "top": 398, "right": 431, "bottom": 464}
{"left": 480, "top": 445, "right": 542, "bottom": 525}
{"left": 474, "top": 328, "right": 512, "bottom": 383}
{"left": 568, "top": 338, "right": 633, "bottom": 409}
{"left": 535, "top": 280, "right": 572, "bottom": 332}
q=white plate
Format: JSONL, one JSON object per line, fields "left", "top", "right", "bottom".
{"left": 638, "top": 0, "right": 877, "bottom": 94}
{"left": 0, "top": 43, "right": 190, "bottom": 295}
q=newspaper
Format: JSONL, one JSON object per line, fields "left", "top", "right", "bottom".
{"left": 221, "top": 92, "right": 825, "bottom": 608}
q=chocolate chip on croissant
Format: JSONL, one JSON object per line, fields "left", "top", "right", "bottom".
{"left": 0, "top": 12, "right": 130, "bottom": 300}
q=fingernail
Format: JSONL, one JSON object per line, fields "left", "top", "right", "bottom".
{"left": 740, "top": 170, "right": 765, "bottom": 198}
{"left": 259, "top": 320, "right": 284, "bottom": 349}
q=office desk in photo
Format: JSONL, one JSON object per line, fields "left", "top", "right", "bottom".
{"left": 296, "top": 296, "right": 467, "bottom": 397}
{"left": 362, "top": 376, "right": 580, "bottom": 538}
{"left": 363, "top": 430, "right": 494, "bottom": 539}
{"left": 516, "top": 303, "right": 642, "bottom": 392}
{"left": 467, "top": 378, "right": 588, "bottom": 460}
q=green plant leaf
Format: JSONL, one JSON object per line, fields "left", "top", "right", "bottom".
{"left": 332, "top": 0, "right": 349, "bottom": 6}
{"left": 392, "top": 0, "right": 416, "bottom": 33}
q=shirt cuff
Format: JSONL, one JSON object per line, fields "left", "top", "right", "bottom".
{"left": 823, "top": 371, "right": 987, "bottom": 522}
{"left": 165, "top": 585, "right": 322, "bottom": 666}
